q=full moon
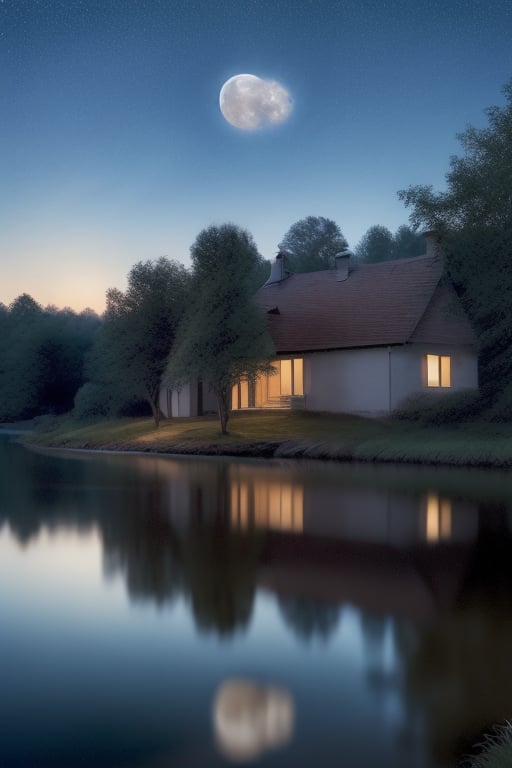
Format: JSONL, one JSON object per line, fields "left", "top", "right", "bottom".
{"left": 219, "top": 74, "right": 292, "bottom": 131}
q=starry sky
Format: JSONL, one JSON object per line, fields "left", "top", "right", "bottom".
{"left": 1, "top": 0, "right": 511, "bottom": 312}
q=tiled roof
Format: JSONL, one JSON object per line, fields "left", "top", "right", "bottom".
{"left": 256, "top": 254, "right": 476, "bottom": 352}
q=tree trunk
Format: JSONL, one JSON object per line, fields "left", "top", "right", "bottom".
{"left": 147, "top": 386, "right": 162, "bottom": 429}
{"left": 215, "top": 389, "right": 229, "bottom": 435}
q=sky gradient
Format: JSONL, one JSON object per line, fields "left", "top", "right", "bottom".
{"left": 1, "top": 0, "right": 511, "bottom": 312}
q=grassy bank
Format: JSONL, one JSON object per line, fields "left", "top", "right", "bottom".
{"left": 20, "top": 411, "right": 512, "bottom": 468}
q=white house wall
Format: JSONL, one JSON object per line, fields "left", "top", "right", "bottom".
{"left": 389, "top": 344, "right": 478, "bottom": 411}
{"left": 159, "top": 382, "right": 217, "bottom": 418}
{"left": 304, "top": 348, "right": 390, "bottom": 414}
{"left": 302, "top": 344, "right": 478, "bottom": 415}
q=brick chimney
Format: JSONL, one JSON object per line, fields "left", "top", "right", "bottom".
{"left": 335, "top": 248, "right": 352, "bottom": 281}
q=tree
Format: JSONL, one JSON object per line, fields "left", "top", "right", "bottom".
{"left": 278, "top": 216, "right": 348, "bottom": 272}
{"left": 354, "top": 224, "right": 424, "bottom": 263}
{"left": 393, "top": 225, "right": 425, "bottom": 259}
{"left": 86, "top": 257, "right": 189, "bottom": 428}
{"left": 0, "top": 296, "right": 100, "bottom": 421}
{"left": 354, "top": 225, "right": 394, "bottom": 263}
{"left": 165, "top": 224, "right": 274, "bottom": 434}
{"left": 398, "top": 79, "right": 512, "bottom": 408}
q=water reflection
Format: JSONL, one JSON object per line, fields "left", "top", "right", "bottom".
{"left": 213, "top": 679, "right": 294, "bottom": 762}
{"left": 4, "top": 435, "right": 512, "bottom": 766}
{"left": 425, "top": 494, "right": 452, "bottom": 543}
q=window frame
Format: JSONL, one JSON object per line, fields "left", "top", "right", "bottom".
{"left": 425, "top": 354, "right": 451, "bottom": 388}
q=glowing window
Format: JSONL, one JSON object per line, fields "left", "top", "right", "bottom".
{"left": 231, "top": 384, "right": 239, "bottom": 410}
{"left": 293, "top": 358, "right": 304, "bottom": 396}
{"left": 240, "top": 380, "right": 249, "bottom": 408}
{"left": 268, "top": 362, "right": 281, "bottom": 398}
{"left": 426, "top": 354, "right": 451, "bottom": 387}
{"left": 281, "top": 359, "right": 292, "bottom": 396}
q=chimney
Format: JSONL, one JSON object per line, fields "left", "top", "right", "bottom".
{"left": 264, "top": 252, "right": 287, "bottom": 286}
{"left": 422, "top": 230, "right": 441, "bottom": 258}
{"left": 334, "top": 248, "right": 352, "bottom": 281}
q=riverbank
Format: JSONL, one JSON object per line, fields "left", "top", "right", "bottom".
{"left": 18, "top": 411, "right": 512, "bottom": 468}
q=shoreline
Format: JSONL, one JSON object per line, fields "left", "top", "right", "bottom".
{"left": 5, "top": 412, "right": 512, "bottom": 470}
{"left": 16, "top": 434, "right": 512, "bottom": 470}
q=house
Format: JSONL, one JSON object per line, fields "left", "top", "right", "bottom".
{"left": 159, "top": 232, "right": 478, "bottom": 418}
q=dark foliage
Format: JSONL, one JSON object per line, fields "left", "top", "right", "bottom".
{"left": 278, "top": 216, "right": 348, "bottom": 272}
{"left": 399, "top": 80, "right": 512, "bottom": 404}
{"left": 0, "top": 296, "right": 100, "bottom": 422}
{"left": 393, "top": 390, "right": 483, "bottom": 425}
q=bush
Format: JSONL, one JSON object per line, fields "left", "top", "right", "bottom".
{"left": 117, "top": 397, "right": 151, "bottom": 417}
{"left": 482, "top": 383, "right": 512, "bottom": 422}
{"left": 73, "top": 383, "right": 152, "bottom": 420}
{"left": 73, "top": 383, "right": 117, "bottom": 420}
{"left": 393, "top": 389, "right": 482, "bottom": 425}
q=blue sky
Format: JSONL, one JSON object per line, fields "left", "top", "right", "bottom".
{"left": 1, "top": 0, "right": 511, "bottom": 312}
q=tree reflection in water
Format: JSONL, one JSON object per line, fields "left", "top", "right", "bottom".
{"left": 278, "top": 597, "right": 341, "bottom": 642}
{"left": 4, "top": 436, "right": 512, "bottom": 765}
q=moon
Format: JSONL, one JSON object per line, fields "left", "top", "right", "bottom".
{"left": 219, "top": 74, "right": 292, "bottom": 131}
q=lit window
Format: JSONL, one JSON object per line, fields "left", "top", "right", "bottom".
{"left": 293, "top": 358, "right": 304, "bottom": 396}
{"left": 281, "top": 359, "right": 292, "bottom": 396}
{"left": 426, "top": 354, "right": 451, "bottom": 387}
{"left": 232, "top": 358, "right": 304, "bottom": 409}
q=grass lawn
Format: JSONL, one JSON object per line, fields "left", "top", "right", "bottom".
{"left": 21, "top": 410, "right": 512, "bottom": 468}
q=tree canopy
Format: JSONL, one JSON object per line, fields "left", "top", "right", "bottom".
{"left": 165, "top": 224, "right": 274, "bottom": 434}
{"left": 81, "top": 257, "right": 189, "bottom": 427}
{"left": 399, "top": 80, "right": 512, "bottom": 232}
{"left": 354, "top": 224, "right": 424, "bottom": 263}
{"left": 398, "top": 79, "right": 512, "bottom": 412}
{"left": 354, "top": 225, "right": 394, "bottom": 263}
{"left": 278, "top": 216, "right": 348, "bottom": 272}
{"left": 0, "top": 296, "right": 100, "bottom": 422}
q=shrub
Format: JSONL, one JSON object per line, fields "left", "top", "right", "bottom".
{"left": 483, "top": 383, "right": 512, "bottom": 422}
{"left": 73, "top": 383, "right": 152, "bottom": 420}
{"left": 393, "top": 389, "right": 482, "bottom": 425}
{"left": 73, "top": 383, "right": 116, "bottom": 420}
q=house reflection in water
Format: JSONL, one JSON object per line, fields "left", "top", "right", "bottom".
{"left": 224, "top": 464, "right": 480, "bottom": 624}
{"left": 227, "top": 464, "right": 475, "bottom": 549}
{"left": 110, "top": 455, "right": 480, "bottom": 621}
{"left": 230, "top": 472, "right": 304, "bottom": 533}
{"left": 424, "top": 493, "right": 452, "bottom": 543}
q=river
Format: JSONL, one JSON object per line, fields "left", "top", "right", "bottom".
{"left": 2, "top": 432, "right": 512, "bottom": 768}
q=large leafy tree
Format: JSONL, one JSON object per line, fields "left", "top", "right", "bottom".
{"left": 354, "top": 225, "right": 394, "bottom": 263}
{"left": 165, "top": 224, "right": 274, "bottom": 434}
{"left": 393, "top": 225, "right": 425, "bottom": 259}
{"left": 278, "top": 216, "right": 348, "bottom": 272}
{"left": 87, "top": 257, "right": 189, "bottom": 427}
{"left": 355, "top": 224, "right": 424, "bottom": 263}
{"left": 398, "top": 79, "right": 512, "bottom": 408}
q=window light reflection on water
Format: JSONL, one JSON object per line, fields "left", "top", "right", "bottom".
{"left": 3, "top": 436, "right": 512, "bottom": 767}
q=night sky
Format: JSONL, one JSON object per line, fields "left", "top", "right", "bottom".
{"left": 1, "top": 0, "right": 511, "bottom": 312}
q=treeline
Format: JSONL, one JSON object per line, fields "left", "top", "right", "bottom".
{"left": 0, "top": 295, "right": 100, "bottom": 421}
{"left": 276, "top": 216, "right": 424, "bottom": 272}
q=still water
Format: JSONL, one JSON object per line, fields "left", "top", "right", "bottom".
{"left": 2, "top": 433, "right": 512, "bottom": 768}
